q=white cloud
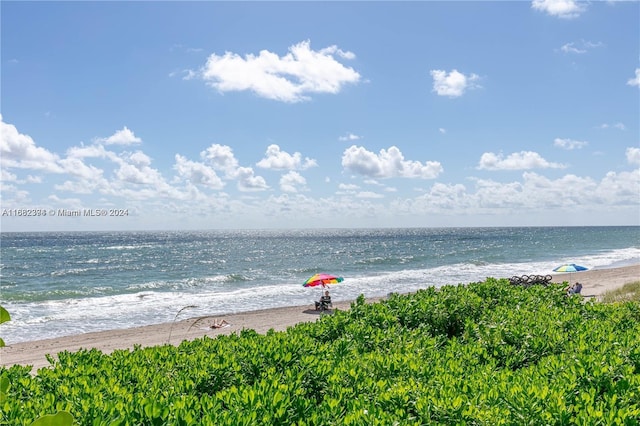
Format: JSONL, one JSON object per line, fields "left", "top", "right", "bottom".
{"left": 234, "top": 166, "right": 269, "bottom": 192}
{"left": 430, "top": 69, "right": 480, "bottom": 98}
{"left": 101, "top": 126, "right": 142, "bottom": 145}
{"left": 627, "top": 147, "right": 640, "bottom": 165}
{"left": 280, "top": 171, "right": 307, "bottom": 193}
{"left": 400, "top": 168, "right": 638, "bottom": 217}
{"left": 439, "top": 128, "right": 447, "bottom": 134}
{"left": 627, "top": 68, "right": 640, "bottom": 87}
{"left": 338, "top": 183, "right": 360, "bottom": 191}
{"left": 256, "top": 144, "right": 317, "bottom": 170}
{"left": 416, "top": 182, "right": 470, "bottom": 210}
{"left": 66, "top": 143, "right": 114, "bottom": 161}
{"left": 339, "top": 132, "right": 361, "bottom": 141}
{"left": 0, "top": 115, "right": 63, "bottom": 172}
{"left": 342, "top": 145, "right": 443, "bottom": 179}
{"left": 598, "top": 122, "right": 627, "bottom": 130}
{"left": 1, "top": 169, "right": 18, "bottom": 182}
{"left": 560, "top": 42, "right": 586, "bottom": 54}
{"left": 560, "top": 40, "right": 602, "bottom": 54}
{"left": 47, "top": 194, "right": 84, "bottom": 209}
{"left": 356, "top": 191, "right": 384, "bottom": 199}
{"left": 194, "top": 144, "right": 270, "bottom": 191}
{"left": 553, "top": 138, "right": 588, "bottom": 150}
{"left": 173, "top": 154, "right": 225, "bottom": 189}
{"left": 0, "top": 181, "right": 31, "bottom": 204}
{"left": 478, "top": 151, "right": 566, "bottom": 170}
{"left": 58, "top": 157, "right": 104, "bottom": 180}
{"left": 197, "top": 40, "right": 361, "bottom": 103}
{"left": 598, "top": 170, "right": 640, "bottom": 205}
{"left": 114, "top": 151, "right": 164, "bottom": 185}
{"left": 531, "top": 0, "right": 587, "bottom": 19}
{"left": 201, "top": 144, "right": 240, "bottom": 178}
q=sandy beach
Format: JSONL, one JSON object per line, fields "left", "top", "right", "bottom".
{"left": 2, "top": 264, "right": 638, "bottom": 372}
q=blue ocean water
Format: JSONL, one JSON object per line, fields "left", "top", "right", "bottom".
{"left": 1, "top": 227, "right": 639, "bottom": 344}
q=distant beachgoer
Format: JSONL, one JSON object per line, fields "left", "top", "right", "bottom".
{"left": 567, "top": 282, "right": 583, "bottom": 295}
{"left": 315, "top": 290, "right": 332, "bottom": 311}
{"left": 211, "top": 319, "right": 230, "bottom": 329}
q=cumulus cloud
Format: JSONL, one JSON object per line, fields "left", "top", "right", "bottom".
{"left": 256, "top": 144, "right": 317, "bottom": 170}
{"left": 66, "top": 143, "right": 112, "bottom": 160}
{"left": 196, "top": 40, "right": 361, "bottom": 102}
{"left": 234, "top": 166, "right": 269, "bottom": 192}
{"left": 627, "top": 69, "right": 640, "bottom": 87}
{"left": 430, "top": 69, "right": 480, "bottom": 98}
{"left": 627, "top": 147, "right": 640, "bottom": 166}
{"left": 477, "top": 151, "right": 566, "bottom": 170}
{"left": 531, "top": 0, "right": 587, "bottom": 19}
{"left": 403, "top": 168, "right": 638, "bottom": 216}
{"left": 0, "top": 115, "right": 63, "bottom": 172}
{"left": 199, "top": 143, "right": 269, "bottom": 191}
{"left": 416, "top": 182, "right": 470, "bottom": 210}
{"left": 201, "top": 144, "right": 240, "bottom": 178}
{"left": 1, "top": 169, "right": 17, "bottom": 182}
{"left": 58, "top": 157, "right": 104, "bottom": 180}
{"left": 174, "top": 154, "right": 225, "bottom": 189}
{"left": 101, "top": 126, "right": 142, "bottom": 145}
{"left": 280, "top": 171, "right": 307, "bottom": 193}
{"left": 114, "top": 151, "right": 164, "bottom": 185}
{"left": 554, "top": 138, "right": 588, "bottom": 150}
{"left": 342, "top": 145, "right": 443, "bottom": 179}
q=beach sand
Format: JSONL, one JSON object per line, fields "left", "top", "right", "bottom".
{"left": 2, "top": 264, "right": 638, "bottom": 372}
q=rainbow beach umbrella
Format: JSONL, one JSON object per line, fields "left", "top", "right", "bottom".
{"left": 303, "top": 273, "right": 344, "bottom": 288}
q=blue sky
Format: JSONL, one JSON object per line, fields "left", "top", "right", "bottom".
{"left": 1, "top": 0, "right": 639, "bottom": 231}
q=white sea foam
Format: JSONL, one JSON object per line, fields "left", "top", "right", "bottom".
{"left": 1, "top": 238, "right": 638, "bottom": 344}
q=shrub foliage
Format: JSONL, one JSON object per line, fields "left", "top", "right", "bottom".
{"left": 2, "top": 278, "right": 640, "bottom": 425}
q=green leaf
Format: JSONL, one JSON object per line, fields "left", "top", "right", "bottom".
{"left": 29, "top": 411, "right": 74, "bottom": 426}
{"left": 0, "top": 306, "right": 10, "bottom": 325}
{"left": 0, "top": 376, "right": 9, "bottom": 394}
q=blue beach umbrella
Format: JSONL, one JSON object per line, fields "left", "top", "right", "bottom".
{"left": 553, "top": 263, "right": 588, "bottom": 273}
{"left": 553, "top": 263, "right": 588, "bottom": 283}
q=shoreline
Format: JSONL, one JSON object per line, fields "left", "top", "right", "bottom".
{"left": 2, "top": 264, "right": 638, "bottom": 372}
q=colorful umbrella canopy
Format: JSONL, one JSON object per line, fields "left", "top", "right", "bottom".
{"left": 303, "top": 273, "right": 344, "bottom": 287}
{"left": 553, "top": 263, "right": 588, "bottom": 273}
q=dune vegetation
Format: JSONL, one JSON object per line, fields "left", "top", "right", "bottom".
{"left": 2, "top": 278, "right": 639, "bottom": 425}
{"left": 601, "top": 281, "right": 640, "bottom": 303}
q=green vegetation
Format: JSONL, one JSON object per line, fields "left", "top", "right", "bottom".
{"left": 0, "top": 306, "right": 10, "bottom": 348}
{"left": 601, "top": 281, "right": 640, "bottom": 303}
{"left": 1, "top": 306, "right": 74, "bottom": 426}
{"left": 2, "top": 279, "right": 640, "bottom": 425}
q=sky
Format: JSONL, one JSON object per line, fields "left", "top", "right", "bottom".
{"left": 1, "top": 0, "right": 639, "bottom": 232}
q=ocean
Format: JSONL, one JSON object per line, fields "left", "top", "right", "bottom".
{"left": 1, "top": 227, "right": 638, "bottom": 344}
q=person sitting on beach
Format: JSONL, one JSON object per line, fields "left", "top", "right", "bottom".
{"left": 210, "top": 319, "right": 230, "bottom": 329}
{"left": 567, "top": 282, "right": 583, "bottom": 295}
{"left": 315, "top": 290, "right": 332, "bottom": 311}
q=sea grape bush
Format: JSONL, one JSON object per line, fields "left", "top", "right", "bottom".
{"left": 2, "top": 278, "right": 640, "bottom": 425}
{"left": 1, "top": 305, "right": 74, "bottom": 426}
